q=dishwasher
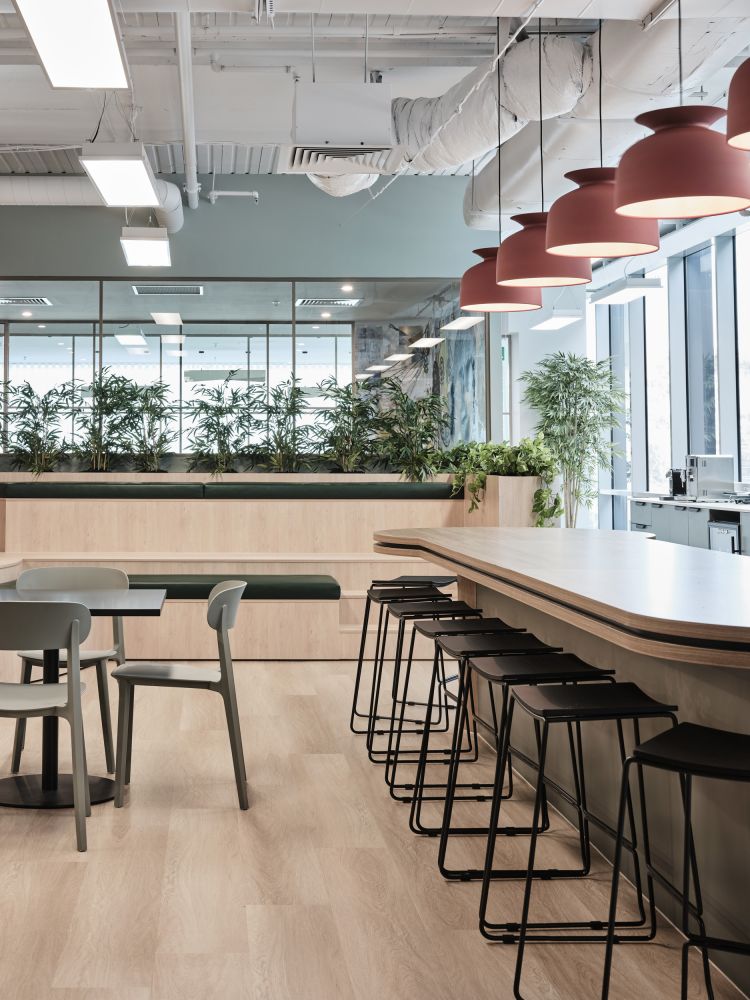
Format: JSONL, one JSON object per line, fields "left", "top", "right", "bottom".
{"left": 708, "top": 521, "right": 741, "bottom": 554}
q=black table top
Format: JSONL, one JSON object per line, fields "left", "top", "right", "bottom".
{"left": 0, "top": 588, "right": 166, "bottom": 616}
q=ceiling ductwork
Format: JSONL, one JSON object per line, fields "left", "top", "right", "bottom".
{"left": 307, "top": 32, "right": 592, "bottom": 197}
{"left": 0, "top": 175, "right": 185, "bottom": 232}
{"left": 464, "top": 17, "right": 750, "bottom": 227}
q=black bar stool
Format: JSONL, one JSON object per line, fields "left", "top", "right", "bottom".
{"left": 485, "top": 683, "right": 677, "bottom": 1000}
{"left": 436, "top": 652, "right": 615, "bottom": 882}
{"left": 602, "top": 721, "right": 750, "bottom": 1000}
{"left": 381, "top": 614, "right": 527, "bottom": 793}
{"left": 366, "top": 599, "right": 484, "bottom": 766}
{"left": 404, "top": 631, "right": 563, "bottom": 819}
{"left": 350, "top": 578, "right": 454, "bottom": 737}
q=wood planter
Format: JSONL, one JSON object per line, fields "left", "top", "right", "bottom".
{"left": 462, "top": 475, "right": 542, "bottom": 528}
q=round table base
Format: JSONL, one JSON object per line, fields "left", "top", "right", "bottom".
{"left": 0, "top": 774, "right": 115, "bottom": 809}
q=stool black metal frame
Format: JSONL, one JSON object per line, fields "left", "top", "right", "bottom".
{"left": 602, "top": 721, "right": 750, "bottom": 1000}
{"left": 489, "top": 685, "right": 678, "bottom": 1000}
{"left": 404, "top": 632, "right": 563, "bottom": 819}
{"left": 349, "top": 576, "right": 455, "bottom": 736}
{"left": 436, "top": 653, "right": 616, "bottom": 882}
{"left": 366, "top": 599, "right": 483, "bottom": 766}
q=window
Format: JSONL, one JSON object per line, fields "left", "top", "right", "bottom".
{"left": 736, "top": 228, "right": 750, "bottom": 480}
{"left": 685, "top": 245, "right": 718, "bottom": 454}
{"left": 643, "top": 264, "right": 671, "bottom": 489}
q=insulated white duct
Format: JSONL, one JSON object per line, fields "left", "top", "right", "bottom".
{"left": 308, "top": 33, "right": 592, "bottom": 197}
{"left": 0, "top": 175, "right": 185, "bottom": 232}
{"left": 307, "top": 173, "right": 381, "bottom": 197}
{"left": 464, "top": 17, "right": 750, "bottom": 227}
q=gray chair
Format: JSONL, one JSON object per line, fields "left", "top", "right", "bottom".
{"left": 112, "top": 580, "right": 249, "bottom": 810}
{"left": 0, "top": 601, "right": 91, "bottom": 851}
{"left": 12, "top": 566, "right": 127, "bottom": 776}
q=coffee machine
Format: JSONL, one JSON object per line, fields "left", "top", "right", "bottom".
{"left": 666, "top": 467, "right": 687, "bottom": 497}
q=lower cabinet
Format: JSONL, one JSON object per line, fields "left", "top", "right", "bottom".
{"left": 670, "top": 505, "right": 691, "bottom": 545}
{"left": 741, "top": 514, "right": 750, "bottom": 555}
{"left": 649, "top": 503, "right": 673, "bottom": 542}
{"left": 687, "top": 506, "right": 710, "bottom": 549}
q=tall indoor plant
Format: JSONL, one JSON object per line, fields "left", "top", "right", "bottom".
{"left": 377, "top": 377, "right": 448, "bottom": 481}
{"left": 4, "top": 381, "right": 69, "bottom": 475}
{"left": 521, "top": 351, "right": 625, "bottom": 527}
{"left": 315, "top": 376, "right": 380, "bottom": 472}
{"left": 186, "top": 374, "right": 264, "bottom": 474}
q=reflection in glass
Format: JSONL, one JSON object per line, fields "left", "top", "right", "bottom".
{"left": 644, "top": 265, "right": 672, "bottom": 489}
{"left": 736, "top": 229, "right": 750, "bottom": 480}
{"left": 685, "top": 246, "right": 718, "bottom": 454}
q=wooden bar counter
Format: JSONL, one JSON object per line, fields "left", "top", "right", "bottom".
{"left": 375, "top": 526, "right": 750, "bottom": 993}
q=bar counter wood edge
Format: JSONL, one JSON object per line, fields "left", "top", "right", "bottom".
{"left": 374, "top": 526, "right": 750, "bottom": 994}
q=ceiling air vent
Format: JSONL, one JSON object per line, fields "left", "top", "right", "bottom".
{"left": 0, "top": 296, "right": 52, "bottom": 306}
{"left": 286, "top": 146, "right": 392, "bottom": 175}
{"left": 132, "top": 284, "right": 204, "bottom": 296}
{"left": 295, "top": 297, "right": 362, "bottom": 308}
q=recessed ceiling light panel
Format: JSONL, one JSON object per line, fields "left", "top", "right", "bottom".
{"left": 384, "top": 353, "right": 414, "bottom": 362}
{"left": 115, "top": 332, "right": 147, "bottom": 347}
{"left": 120, "top": 227, "right": 171, "bottom": 268}
{"left": 80, "top": 143, "right": 159, "bottom": 207}
{"left": 410, "top": 337, "right": 444, "bottom": 348}
{"left": 588, "top": 277, "right": 662, "bottom": 306}
{"left": 530, "top": 310, "right": 581, "bottom": 331}
{"left": 14, "top": 0, "right": 129, "bottom": 89}
{"left": 150, "top": 312, "right": 182, "bottom": 326}
{"left": 441, "top": 316, "right": 484, "bottom": 330}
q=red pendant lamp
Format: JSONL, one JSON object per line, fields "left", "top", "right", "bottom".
{"left": 496, "top": 21, "right": 592, "bottom": 288}
{"left": 546, "top": 24, "right": 660, "bottom": 259}
{"left": 459, "top": 20, "right": 541, "bottom": 314}
{"left": 615, "top": 1, "right": 750, "bottom": 220}
{"left": 727, "top": 57, "right": 750, "bottom": 150}
{"left": 461, "top": 247, "right": 541, "bottom": 312}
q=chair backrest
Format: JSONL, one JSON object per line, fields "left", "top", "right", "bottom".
{"left": 18, "top": 566, "right": 129, "bottom": 592}
{"left": 206, "top": 580, "right": 246, "bottom": 632}
{"left": 0, "top": 601, "right": 91, "bottom": 651}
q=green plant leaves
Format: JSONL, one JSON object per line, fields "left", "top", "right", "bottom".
{"left": 376, "top": 377, "right": 449, "bottom": 482}
{"left": 314, "top": 376, "right": 380, "bottom": 473}
{"left": 186, "top": 373, "right": 265, "bottom": 475}
{"left": 5, "top": 381, "right": 68, "bottom": 476}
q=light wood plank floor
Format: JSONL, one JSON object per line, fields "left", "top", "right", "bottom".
{"left": 0, "top": 659, "right": 744, "bottom": 1000}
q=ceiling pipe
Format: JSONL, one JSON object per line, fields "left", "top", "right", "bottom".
{"left": 175, "top": 11, "right": 200, "bottom": 210}
{"left": 0, "top": 175, "right": 185, "bottom": 233}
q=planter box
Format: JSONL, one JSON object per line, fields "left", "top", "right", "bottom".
{"left": 462, "top": 475, "right": 541, "bottom": 528}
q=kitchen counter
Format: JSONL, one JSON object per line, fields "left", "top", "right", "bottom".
{"left": 631, "top": 494, "right": 750, "bottom": 513}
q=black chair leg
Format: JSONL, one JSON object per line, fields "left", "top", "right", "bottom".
{"left": 11, "top": 658, "right": 33, "bottom": 774}
{"left": 95, "top": 659, "right": 115, "bottom": 775}
{"left": 601, "top": 757, "right": 635, "bottom": 999}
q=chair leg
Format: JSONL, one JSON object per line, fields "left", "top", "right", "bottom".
{"left": 114, "top": 680, "right": 132, "bottom": 808}
{"left": 601, "top": 757, "right": 634, "bottom": 999}
{"left": 95, "top": 659, "right": 115, "bottom": 775}
{"left": 124, "top": 684, "right": 135, "bottom": 786}
{"left": 11, "top": 658, "right": 33, "bottom": 774}
{"left": 68, "top": 712, "right": 88, "bottom": 852}
{"left": 222, "top": 688, "right": 249, "bottom": 811}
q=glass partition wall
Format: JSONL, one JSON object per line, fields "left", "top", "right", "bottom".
{"left": 0, "top": 277, "right": 488, "bottom": 458}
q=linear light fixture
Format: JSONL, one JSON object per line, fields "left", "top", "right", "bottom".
{"left": 120, "top": 227, "right": 171, "bottom": 267}
{"left": 366, "top": 364, "right": 392, "bottom": 372}
{"left": 115, "top": 332, "right": 147, "bottom": 347}
{"left": 150, "top": 312, "right": 182, "bottom": 325}
{"left": 530, "top": 310, "right": 581, "bottom": 331}
{"left": 354, "top": 373, "right": 372, "bottom": 381}
{"left": 127, "top": 347, "right": 150, "bottom": 355}
{"left": 588, "top": 277, "right": 662, "bottom": 306}
{"left": 440, "top": 316, "right": 483, "bottom": 330}
{"left": 384, "top": 353, "right": 414, "bottom": 362}
{"left": 79, "top": 143, "right": 159, "bottom": 207}
{"left": 14, "top": 0, "right": 129, "bottom": 89}
{"left": 161, "top": 334, "right": 185, "bottom": 345}
{"left": 167, "top": 350, "right": 185, "bottom": 357}
{"left": 410, "top": 337, "right": 444, "bottom": 348}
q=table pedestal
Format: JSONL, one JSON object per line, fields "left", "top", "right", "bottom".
{"left": 0, "top": 774, "right": 115, "bottom": 809}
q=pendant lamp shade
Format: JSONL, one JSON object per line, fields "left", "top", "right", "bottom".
{"left": 615, "top": 106, "right": 750, "bottom": 219}
{"left": 496, "top": 213, "right": 592, "bottom": 288}
{"left": 546, "top": 168, "right": 660, "bottom": 258}
{"left": 460, "top": 247, "right": 542, "bottom": 312}
{"left": 727, "top": 58, "right": 750, "bottom": 150}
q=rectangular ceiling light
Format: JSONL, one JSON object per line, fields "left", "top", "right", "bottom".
{"left": 150, "top": 312, "right": 182, "bottom": 326}
{"left": 410, "top": 337, "right": 444, "bottom": 348}
{"left": 588, "top": 277, "right": 663, "bottom": 306}
{"left": 14, "top": 0, "right": 128, "bottom": 89}
{"left": 161, "top": 334, "right": 185, "bottom": 344}
{"left": 126, "top": 347, "right": 150, "bottom": 355}
{"left": 440, "top": 316, "right": 483, "bottom": 331}
{"left": 366, "top": 364, "right": 391, "bottom": 372}
{"left": 531, "top": 310, "right": 581, "bottom": 331}
{"left": 120, "top": 227, "right": 171, "bottom": 268}
{"left": 115, "top": 332, "right": 147, "bottom": 347}
{"left": 385, "top": 353, "right": 413, "bottom": 362}
{"left": 79, "top": 143, "right": 159, "bottom": 207}
{"left": 354, "top": 373, "right": 373, "bottom": 381}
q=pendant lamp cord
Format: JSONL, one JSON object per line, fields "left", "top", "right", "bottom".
{"left": 678, "top": 0, "right": 683, "bottom": 106}
{"left": 496, "top": 17, "right": 502, "bottom": 244}
{"left": 598, "top": 20, "right": 603, "bottom": 168}
{"left": 538, "top": 18, "right": 544, "bottom": 210}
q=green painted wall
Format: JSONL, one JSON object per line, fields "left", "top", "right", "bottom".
{"left": 0, "top": 174, "right": 480, "bottom": 279}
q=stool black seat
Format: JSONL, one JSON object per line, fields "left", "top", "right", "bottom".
{"left": 414, "top": 617, "right": 523, "bottom": 638}
{"left": 385, "top": 600, "right": 479, "bottom": 620}
{"left": 469, "top": 652, "right": 611, "bottom": 685}
{"left": 603, "top": 721, "right": 750, "bottom": 1000}
{"left": 371, "top": 575, "right": 457, "bottom": 588}
{"left": 436, "top": 632, "right": 561, "bottom": 658}
{"left": 512, "top": 681, "right": 673, "bottom": 722}
{"left": 367, "top": 585, "right": 453, "bottom": 603}
{"left": 632, "top": 720, "right": 750, "bottom": 780}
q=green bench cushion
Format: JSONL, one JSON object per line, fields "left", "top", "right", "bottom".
{"left": 203, "top": 482, "right": 457, "bottom": 500}
{"left": 4, "top": 483, "right": 204, "bottom": 499}
{"left": 129, "top": 573, "right": 341, "bottom": 601}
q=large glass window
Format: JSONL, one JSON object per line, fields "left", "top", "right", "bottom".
{"left": 644, "top": 264, "right": 671, "bottom": 490}
{"left": 736, "top": 228, "right": 750, "bottom": 481}
{"left": 685, "top": 245, "right": 718, "bottom": 454}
